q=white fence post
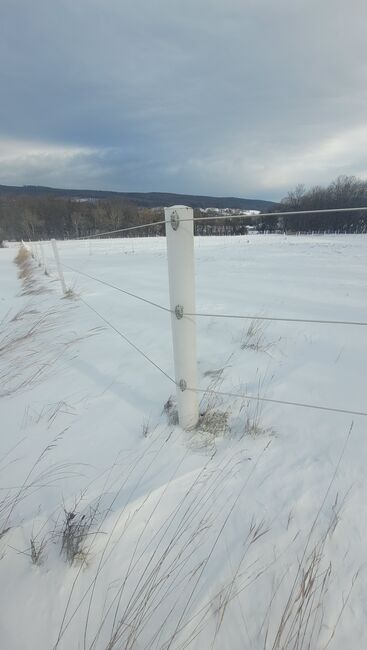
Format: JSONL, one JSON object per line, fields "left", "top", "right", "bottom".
{"left": 39, "top": 241, "right": 48, "bottom": 274}
{"left": 165, "top": 205, "right": 199, "bottom": 430}
{"left": 51, "top": 239, "right": 67, "bottom": 295}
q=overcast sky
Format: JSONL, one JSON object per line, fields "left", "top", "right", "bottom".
{"left": 1, "top": 0, "right": 366, "bottom": 200}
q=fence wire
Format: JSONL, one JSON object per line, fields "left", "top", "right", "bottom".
{"left": 62, "top": 263, "right": 171, "bottom": 314}
{"left": 79, "top": 300, "right": 367, "bottom": 418}
{"left": 187, "top": 387, "right": 367, "bottom": 418}
{"left": 80, "top": 297, "right": 176, "bottom": 385}
{"left": 75, "top": 205, "right": 367, "bottom": 241}
{"left": 186, "top": 310, "right": 367, "bottom": 327}
{"left": 61, "top": 263, "right": 367, "bottom": 328}
{"left": 34, "top": 225, "right": 367, "bottom": 421}
{"left": 77, "top": 220, "right": 167, "bottom": 240}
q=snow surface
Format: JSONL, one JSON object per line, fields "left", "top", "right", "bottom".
{"left": 0, "top": 234, "right": 366, "bottom": 649}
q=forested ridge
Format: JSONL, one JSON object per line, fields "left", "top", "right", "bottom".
{"left": 0, "top": 176, "right": 366, "bottom": 242}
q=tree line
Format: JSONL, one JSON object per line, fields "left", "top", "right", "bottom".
{"left": 0, "top": 195, "right": 250, "bottom": 241}
{"left": 0, "top": 175, "right": 366, "bottom": 243}
{"left": 0, "top": 195, "right": 164, "bottom": 242}
{"left": 259, "top": 175, "right": 367, "bottom": 233}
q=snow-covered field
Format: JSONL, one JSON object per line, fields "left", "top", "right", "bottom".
{"left": 0, "top": 234, "right": 366, "bottom": 649}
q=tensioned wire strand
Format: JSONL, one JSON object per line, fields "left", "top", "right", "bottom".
{"left": 187, "top": 387, "right": 367, "bottom": 418}
{"left": 77, "top": 220, "right": 167, "bottom": 239}
{"left": 77, "top": 301, "right": 367, "bottom": 417}
{"left": 172, "top": 205, "right": 367, "bottom": 224}
{"left": 61, "top": 263, "right": 367, "bottom": 327}
{"left": 75, "top": 205, "right": 367, "bottom": 240}
{"left": 79, "top": 297, "right": 176, "bottom": 385}
{"left": 61, "top": 263, "right": 171, "bottom": 313}
{"left": 80, "top": 298, "right": 367, "bottom": 417}
{"left": 185, "top": 311, "right": 367, "bottom": 327}
{"left": 54, "top": 232, "right": 367, "bottom": 417}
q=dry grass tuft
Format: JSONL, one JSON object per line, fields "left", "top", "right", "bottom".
{"left": 240, "top": 398, "right": 273, "bottom": 438}
{"left": 30, "top": 535, "right": 48, "bottom": 566}
{"left": 240, "top": 318, "right": 278, "bottom": 355}
{"left": 58, "top": 503, "right": 99, "bottom": 566}
{"left": 10, "top": 534, "right": 48, "bottom": 566}
{"left": 141, "top": 419, "right": 150, "bottom": 438}
{"left": 230, "top": 375, "right": 275, "bottom": 439}
{"left": 14, "top": 244, "right": 49, "bottom": 295}
{"left": 163, "top": 396, "right": 179, "bottom": 425}
{"left": 189, "top": 408, "right": 230, "bottom": 451}
{"left": 0, "top": 435, "right": 82, "bottom": 542}
{"left": 63, "top": 287, "right": 76, "bottom": 299}
{"left": 0, "top": 305, "right": 61, "bottom": 397}
{"left": 196, "top": 409, "right": 229, "bottom": 437}
{"left": 10, "top": 303, "right": 40, "bottom": 323}
{"left": 14, "top": 244, "right": 30, "bottom": 266}
{"left": 62, "top": 281, "right": 78, "bottom": 300}
{"left": 0, "top": 298, "right": 101, "bottom": 399}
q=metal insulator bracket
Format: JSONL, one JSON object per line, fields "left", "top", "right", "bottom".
{"left": 175, "top": 304, "right": 184, "bottom": 319}
{"left": 170, "top": 211, "right": 179, "bottom": 230}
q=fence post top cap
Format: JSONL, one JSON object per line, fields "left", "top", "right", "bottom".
{"left": 165, "top": 205, "right": 192, "bottom": 211}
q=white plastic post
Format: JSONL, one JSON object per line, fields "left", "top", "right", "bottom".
{"left": 165, "top": 205, "right": 199, "bottom": 430}
{"left": 51, "top": 239, "right": 67, "bottom": 294}
{"left": 39, "top": 242, "right": 48, "bottom": 274}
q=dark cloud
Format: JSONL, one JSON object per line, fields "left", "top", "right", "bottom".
{"left": 1, "top": 0, "right": 366, "bottom": 198}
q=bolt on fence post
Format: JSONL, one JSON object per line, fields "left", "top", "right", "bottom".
{"left": 51, "top": 238, "right": 67, "bottom": 295}
{"left": 165, "top": 205, "right": 199, "bottom": 430}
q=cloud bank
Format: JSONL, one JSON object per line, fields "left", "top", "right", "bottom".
{"left": 1, "top": 0, "right": 366, "bottom": 199}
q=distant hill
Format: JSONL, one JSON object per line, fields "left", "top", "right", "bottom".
{"left": 0, "top": 184, "right": 275, "bottom": 211}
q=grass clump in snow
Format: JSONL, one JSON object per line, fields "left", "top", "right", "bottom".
{"left": 240, "top": 318, "right": 278, "bottom": 355}
{"left": 62, "top": 280, "right": 79, "bottom": 300}
{"left": 0, "top": 438, "right": 81, "bottom": 547}
{"left": 30, "top": 535, "right": 47, "bottom": 566}
{"left": 240, "top": 397, "right": 273, "bottom": 438}
{"left": 59, "top": 503, "right": 99, "bottom": 566}
{"left": 11, "top": 534, "right": 48, "bottom": 566}
{"left": 0, "top": 304, "right": 61, "bottom": 397}
{"left": 14, "top": 243, "right": 49, "bottom": 296}
{"left": 195, "top": 372, "right": 231, "bottom": 445}
{"left": 14, "top": 244, "right": 30, "bottom": 266}
{"left": 196, "top": 408, "right": 229, "bottom": 436}
{"left": 163, "top": 381, "right": 230, "bottom": 446}
{"left": 231, "top": 375, "right": 275, "bottom": 439}
{"left": 63, "top": 287, "right": 76, "bottom": 299}
{"left": 141, "top": 419, "right": 150, "bottom": 438}
{"left": 163, "top": 396, "right": 179, "bottom": 425}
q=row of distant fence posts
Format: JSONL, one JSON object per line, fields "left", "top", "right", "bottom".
{"left": 46, "top": 206, "right": 200, "bottom": 430}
